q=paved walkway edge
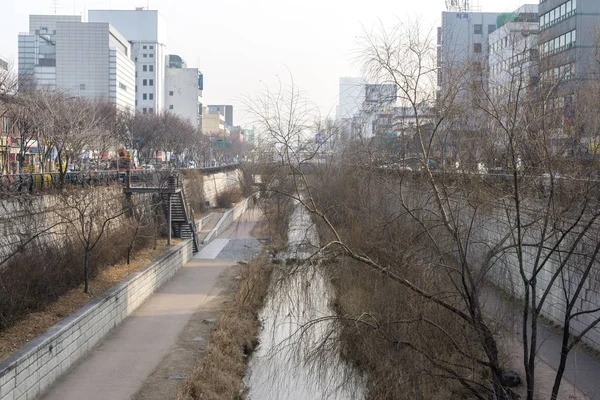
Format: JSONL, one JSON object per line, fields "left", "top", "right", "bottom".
{"left": 0, "top": 240, "right": 194, "bottom": 400}
{"left": 203, "top": 196, "right": 253, "bottom": 244}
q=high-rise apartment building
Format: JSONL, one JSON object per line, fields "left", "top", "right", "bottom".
{"left": 18, "top": 15, "right": 135, "bottom": 109}
{"left": 89, "top": 9, "right": 168, "bottom": 114}
{"left": 166, "top": 54, "right": 203, "bottom": 129}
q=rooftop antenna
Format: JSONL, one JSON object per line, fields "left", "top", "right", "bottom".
{"left": 445, "top": 0, "right": 471, "bottom": 12}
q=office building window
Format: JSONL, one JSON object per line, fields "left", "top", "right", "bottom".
{"left": 149, "top": 65, "right": 154, "bottom": 72}
{"left": 474, "top": 43, "right": 482, "bottom": 53}
{"left": 143, "top": 65, "right": 147, "bottom": 72}
{"left": 149, "top": 108, "right": 154, "bottom": 114}
{"left": 143, "top": 54, "right": 147, "bottom": 58}
{"left": 143, "top": 108, "right": 147, "bottom": 114}
{"left": 169, "top": 105, "right": 174, "bottom": 110}
{"left": 488, "top": 24, "right": 496, "bottom": 34}
{"left": 474, "top": 24, "right": 482, "bottom": 34}
{"left": 143, "top": 45, "right": 147, "bottom": 49}
{"left": 143, "top": 93, "right": 147, "bottom": 100}
{"left": 149, "top": 54, "right": 154, "bottom": 58}
{"left": 80, "top": 84, "right": 86, "bottom": 90}
{"left": 149, "top": 93, "right": 154, "bottom": 100}
{"left": 149, "top": 45, "right": 154, "bottom": 49}
{"left": 149, "top": 79, "right": 154, "bottom": 86}
{"left": 169, "top": 91, "right": 174, "bottom": 96}
{"left": 143, "top": 79, "right": 147, "bottom": 86}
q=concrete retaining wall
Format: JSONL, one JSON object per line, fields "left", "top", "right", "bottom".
{"left": 202, "top": 170, "right": 241, "bottom": 207}
{"left": 0, "top": 240, "right": 193, "bottom": 400}
{"left": 203, "top": 196, "right": 252, "bottom": 244}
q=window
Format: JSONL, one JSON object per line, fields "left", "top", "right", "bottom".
{"left": 143, "top": 54, "right": 147, "bottom": 58}
{"left": 149, "top": 79, "right": 154, "bottom": 86}
{"left": 149, "top": 65, "right": 154, "bottom": 72}
{"left": 143, "top": 108, "right": 147, "bottom": 114}
{"left": 80, "top": 84, "right": 86, "bottom": 90}
{"left": 169, "top": 105, "right": 174, "bottom": 110}
{"left": 143, "top": 65, "right": 147, "bottom": 72}
{"left": 488, "top": 24, "right": 496, "bottom": 34}
{"left": 149, "top": 108, "right": 154, "bottom": 114}
{"left": 473, "top": 43, "right": 482, "bottom": 53}
{"left": 143, "top": 45, "right": 147, "bottom": 49}
{"left": 135, "top": 100, "right": 138, "bottom": 107}
{"left": 149, "top": 45, "right": 154, "bottom": 49}
{"left": 149, "top": 93, "right": 154, "bottom": 100}
{"left": 119, "top": 82, "right": 127, "bottom": 91}
{"left": 149, "top": 53, "right": 154, "bottom": 58}
{"left": 474, "top": 24, "right": 482, "bottom": 34}
{"left": 143, "top": 79, "right": 147, "bottom": 86}
{"left": 143, "top": 93, "right": 147, "bottom": 100}
{"left": 169, "top": 91, "right": 174, "bottom": 96}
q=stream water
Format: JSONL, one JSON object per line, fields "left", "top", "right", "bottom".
{"left": 245, "top": 203, "right": 364, "bottom": 400}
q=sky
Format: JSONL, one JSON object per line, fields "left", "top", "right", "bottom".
{"left": 1, "top": 0, "right": 528, "bottom": 125}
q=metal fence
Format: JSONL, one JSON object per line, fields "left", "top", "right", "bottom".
{"left": 0, "top": 164, "right": 241, "bottom": 194}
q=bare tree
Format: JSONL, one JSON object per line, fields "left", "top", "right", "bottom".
{"left": 55, "top": 187, "right": 127, "bottom": 293}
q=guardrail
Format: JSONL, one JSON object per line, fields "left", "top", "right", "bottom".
{"left": 0, "top": 164, "right": 242, "bottom": 194}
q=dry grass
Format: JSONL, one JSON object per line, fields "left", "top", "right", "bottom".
{"left": 177, "top": 254, "right": 274, "bottom": 400}
{"left": 0, "top": 239, "right": 177, "bottom": 361}
{"left": 308, "top": 164, "right": 490, "bottom": 399}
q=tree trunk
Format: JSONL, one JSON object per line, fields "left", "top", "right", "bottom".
{"left": 550, "top": 321, "right": 571, "bottom": 399}
{"left": 84, "top": 249, "right": 89, "bottom": 294}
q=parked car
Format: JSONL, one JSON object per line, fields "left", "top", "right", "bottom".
{"left": 141, "top": 164, "right": 155, "bottom": 171}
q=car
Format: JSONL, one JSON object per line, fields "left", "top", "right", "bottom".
{"left": 141, "top": 164, "right": 155, "bottom": 171}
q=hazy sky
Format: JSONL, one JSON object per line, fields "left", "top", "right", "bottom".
{"left": 1, "top": 0, "right": 528, "bottom": 125}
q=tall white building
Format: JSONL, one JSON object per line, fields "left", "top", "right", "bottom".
{"left": 336, "top": 77, "right": 365, "bottom": 120}
{"left": 18, "top": 15, "right": 135, "bottom": 109}
{"left": 89, "top": 9, "right": 168, "bottom": 114}
{"left": 488, "top": 5, "right": 539, "bottom": 100}
{"left": 165, "top": 55, "right": 203, "bottom": 129}
{"left": 437, "top": 11, "right": 501, "bottom": 102}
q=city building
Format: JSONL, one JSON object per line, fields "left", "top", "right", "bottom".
{"left": 336, "top": 77, "right": 365, "bottom": 120}
{"left": 89, "top": 9, "right": 168, "bottom": 114}
{"left": 437, "top": 10, "right": 501, "bottom": 102}
{"left": 0, "top": 56, "right": 8, "bottom": 72}
{"left": 207, "top": 105, "right": 233, "bottom": 128}
{"left": 537, "top": 0, "right": 600, "bottom": 141}
{"left": 18, "top": 15, "right": 135, "bottom": 109}
{"left": 488, "top": 5, "right": 539, "bottom": 100}
{"left": 18, "top": 15, "right": 81, "bottom": 89}
{"left": 202, "top": 106, "right": 226, "bottom": 135}
{"left": 166, "top": 54, "right": 203, "bottom": 129}
{"left": 0, "top": 55, "right": 9, "bottom": 93}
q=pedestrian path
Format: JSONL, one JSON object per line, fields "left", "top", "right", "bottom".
{"left": 39, "top": 208, "right": 261, "bottom": 400}
{"left": 485, "top": 287, "right": 600, "bottom": 399}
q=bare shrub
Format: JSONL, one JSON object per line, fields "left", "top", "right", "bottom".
{"left": 216, "top": 187, "right": 242, "bottom": 209}
{"left": 309, "top": 163, "right": 491, "bottom": 398}
{"left": 0, "top": 221, "right": 150, "bottom": 331}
